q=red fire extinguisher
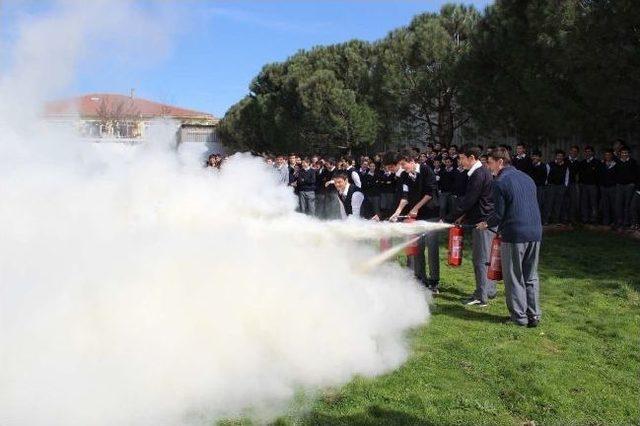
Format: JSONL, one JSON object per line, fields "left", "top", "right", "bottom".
{"left": 487, "top": 234, "right": 503, "bottom": 281}
{"left": 447, "top": 226, "right": 464, "bottom": 267}
{"left": 404, "top": 217, "right": 419, "bottom": 257}
{"left": 379, "top": 237, "right": 392, "bottom": 252}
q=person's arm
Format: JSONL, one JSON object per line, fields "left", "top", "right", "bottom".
{"left": 564, "top": 167, "right": 570, "bottom": 186}
{"left": 545, "top": 164, "right": 550, "bottom": 185}
{"left": 389, "top": 178, "right": 409, "bottom": 221}
{"left": 351, "top": 171, "right": 362, "bottom": 188}
{"left": 351, "top": 192, "right": 365, "bottom": 218}
{"left": 449, "top": 173, "right": 482, "bottom": 222}
{"left": 409, "top": 166, "right": 437, "bottom": 216}
{"left": 485, "top": 183, "right": 504, "bottom": 229}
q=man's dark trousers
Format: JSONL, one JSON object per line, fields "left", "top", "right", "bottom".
{"left": 616, "top": 183, "right": 635, "bottom": 227}
{"left": 581, "top": 184, "right": 599, "bottom": 224}
{"left": 600, "top": 185, "right": 617, "bottom": 225}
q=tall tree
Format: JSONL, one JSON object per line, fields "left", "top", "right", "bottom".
{"left": 376, "top": 4, "right": 480, "bottom": 146}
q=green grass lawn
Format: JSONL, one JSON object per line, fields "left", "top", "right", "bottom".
{"left": 227, "top": 230, "right": 640, "bottom": 426}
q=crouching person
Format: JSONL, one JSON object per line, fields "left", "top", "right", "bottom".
{"left": 333, "top": 172, "right": 365, "bottom": 219}
{"left": 478, "top": 148, "right": 543, "bottom": 328}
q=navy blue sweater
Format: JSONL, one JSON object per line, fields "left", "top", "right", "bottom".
{"left": 487, "top": 166, "right": 542, "bottom": 243}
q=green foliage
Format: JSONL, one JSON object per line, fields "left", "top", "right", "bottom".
{"left": 219, "top": 0, "right": 640, "bottom": 153}
{"left": 374, "top": 4, "right": 480, "bottom": 146}
{"left": 459, "top": 0, "right": 640, "bottom": 145}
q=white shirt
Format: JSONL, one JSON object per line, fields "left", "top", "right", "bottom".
{"left": 339, "top": 183, "right": 364, "bottom": 219}
{"left": 351, "top": 170, "right": 362, "bottom": 188}
{"left": 467, "top": 160, "right": 482, "bottom": 177}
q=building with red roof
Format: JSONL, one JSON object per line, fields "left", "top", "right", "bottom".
{"left": 44, "top": 91, "right": 220, "bottom": 146}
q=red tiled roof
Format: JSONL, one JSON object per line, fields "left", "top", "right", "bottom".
{"left": 44, "top": 93, "right": 216, "bottom": 121}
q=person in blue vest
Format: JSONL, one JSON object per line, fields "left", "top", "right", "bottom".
{"left": 477, "top": 147, "right": 543, "bottom": 327}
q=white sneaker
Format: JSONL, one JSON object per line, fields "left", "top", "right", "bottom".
{"left": 464, "top": 298, "right": 487, "bottom": 307}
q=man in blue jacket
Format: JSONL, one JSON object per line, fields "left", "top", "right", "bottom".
{"left": 478, "top": 148, "right": 543, "bottom": 327}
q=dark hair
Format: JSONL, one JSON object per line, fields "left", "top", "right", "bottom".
{"left": 570, "top": 145, "right": 579, "bottom": 151}
{"left": 584, "top": 145, "right": 594, "bottom": 152}
{"left": 555, "top": 149, "right": 566, "bottom": 156}
{"left": 489, "top": 147, "right": 511, "bottom": 164}
{"left": 461, "top": 144, "right": 482, "bottom": 160}
{"left": 604, "top": 148, "right": 614, "bottom": 155}
{"left": 531, "top": 149, "right": 542, "bottom": 157}
{"left": 516, "top": 143, "right": 526, "bottom": 148}
{"left": 382, "top": 152, "right": 399, "bottom": 166}
{"left": 334, "top": 172, "right": 349, "bottom": 181}
{"left": 620, "top": 145, "right": 630, "bottom": 153}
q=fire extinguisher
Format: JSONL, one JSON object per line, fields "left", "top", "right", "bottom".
{"left": 447, "top": 225, "right": 464, "bottom": 267}
{"left": 404, "top": 217, "right": 419, "bottom": 257}
{"left": 487, "top": 233, "right": 503, "bottom": 281}
{"left": 379, "top": 237, "right": 392, "bottom": 252}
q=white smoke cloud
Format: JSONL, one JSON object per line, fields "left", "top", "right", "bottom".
{"left": 0, "top": 1, "right": 439, "bottom": 425}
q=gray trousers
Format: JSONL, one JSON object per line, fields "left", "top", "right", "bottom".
{"left": 501, "top": 241, "right": 541, "bottom": 325}
{"left": 323, "top": 192, "right": 342, "bottom": 220}
{"left": 616, "top": 183, "right": 635, "bottom": 227}
{"left": 299, "top": 191, "right": 316, "bottom": 216}
{"left": 407, "top": 227, "right": 440, "bottom": 286}
{"left": 472, "top": 227, "right": 497, "bottom": 303}
{"left": 561, "top": 183, "right": 580, "bottom": 223}
{"left": 547, "top": 185, "right": 566, "bottom": 224}
{"left": 600, "top": 186, "right": 617, "bottom": 225}
{"left": 580, "top": 184, "right": 599, "bottom": 224}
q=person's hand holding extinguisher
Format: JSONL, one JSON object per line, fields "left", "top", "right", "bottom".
{"left": 476, "top": 221, "right": 488, "bottom": 230}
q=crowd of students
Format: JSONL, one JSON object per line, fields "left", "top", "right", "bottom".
{"left": 239, "top": 142, "right": 639, "bottom": 231}
{"left": 206, "top": 143, "right": 636, "bottom": 324}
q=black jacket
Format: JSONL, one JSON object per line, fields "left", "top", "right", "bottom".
{"left": 599, "top": 162, "right": 617, "bottom": 188}
{"left": 615, "top": 158, "right": 638, "bottom": 185}
{"left": 397, "top": 164, "right": 439, "bottom": 220}
{"left": 296, "top": 168, "right": 316, "bottom": 192}
{"left": 530, "top": 162, "right": 549, "bottom": 186}
{"left": 566, "top": 157, "right": 580, "bottom": 184}
{"left": 513, "top": 155, "right": 533, "bottom": 176}
{"left": 438, "top": 167, "right": 456, "bottom": 193}
{"left": 579, "top": 158, "right": 601, "bottom": 185}
{"left": 448, "top": 164, "right": 494, "bottom": 224}
{"left": 452, "top": 168, "right": 468, "bottom": 196}
{"left": 548, "top": 162, "right": 569, "bottom": 186}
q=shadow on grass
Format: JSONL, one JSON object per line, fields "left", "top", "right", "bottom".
{"left": 539, "top": 231, "right": 640, "bottom": 291}
{"left": 302, "top": 405, "right": 435, "bottom": 425}
{"left": 432, "top": 301, "right": 505, "bottom": 323}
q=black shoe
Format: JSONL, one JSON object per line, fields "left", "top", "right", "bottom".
{"left": 502, "top": 316, "right": 526, "bottom": 326}
{"left": 527, "top": 318, "right": 540, "bottom": 328}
